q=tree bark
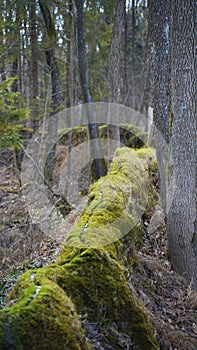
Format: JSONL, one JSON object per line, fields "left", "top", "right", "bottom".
{"left": 39, "top": 0, "right": 61, "bottom": 187}
{"left": 0, "top": 6, "right": 6, "bottom": 81}
{"left": 0, "top": 7, "right": 7, "bottom": 81}
{"left": 30, "top": 0, "right": 39, "bottom": 131}
{"left": 149, "top": 0, "right": 171, "bottom": 216}
{"left": 131, "top": 0, "right": 136, "bottom": 108}
{"left": 167, "top": 0, "right": 197, "bottom": 287}
{"left": 75, "top": 0, "right": 107, "bottom": 180}
{"left": 149, "top": 0, "right": 197, "bottom": 288}
{"left": 110, "top": 0, "right": 127, "bottom": 105}
{"left": 109, "top": 0, "right": 127, "bottom": 160}
{"left": 66, "top": 0, "right": 75, "bottom": 109}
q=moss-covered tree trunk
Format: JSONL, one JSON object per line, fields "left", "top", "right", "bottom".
{"left": 0, "top": 147, "right": 158, "bottom": 350}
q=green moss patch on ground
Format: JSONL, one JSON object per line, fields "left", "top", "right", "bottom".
{"left": 0, "top": 147, "right": 158, "bottom": 350}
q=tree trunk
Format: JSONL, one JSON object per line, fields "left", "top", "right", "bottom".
{"left": 30, "top": 0, "right": 39, "bottom": 131}
{"left": 39, "top": 0, "right": 61, "bottom": 187}
{"left": 139, "top": 3, "right": 151, "bottom": 115}
{"left": 66, "top": 0, "right": 75, "bottom": 109}
{"left": 167, "top": 0, "right": 197, "bottom": 287}
{"left": 75, "top": 0, "right": 106, "bottom": 180}
{"left": 149, "top": 0, "right": 171, "bottom": 216}
{"left": 110, "top": 0, "right": 127, "bottom": 105}
{"left": 109, "top": 0, "right": 127, "bottom": 161}
{"left": 131, "top": 0, "right": 136, "bottom": 108}
{"left": 149, "top": 0, "right": 196, "bottom": 288}
{"left": 0, "top": 10, "right": 6, "bottom": 82}
{"left": 11, "top": 60, "right": 18, "bottom": 92}
{"left": 38, "top": 0, "right": 61, "bottom": 110}
{"left": 0, "top": 148, "right": 158, "bottom": 350}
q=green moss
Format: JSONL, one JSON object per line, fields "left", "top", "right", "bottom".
{"left": 0, "top": 275, "right": 90, "bottom": 350}
{"left": 0, "top": 147, "right": 158, "bottom": 350}
{"left": 59, "top": 125, "right": 88, "bottom": 146}
{"left": 99, "top": 123, "right": 148, "bottom": 149}
{"left": 57, "top": 249, "right": 157, "bottom": 349}
{"left": 30, "top": 249, "right": 156, "bottom": 350}
{"left": 61, "top": 147, "right": 151, "bottom": 249}
{"left": 59, "top": 123, "right": 147, "bottom": 150}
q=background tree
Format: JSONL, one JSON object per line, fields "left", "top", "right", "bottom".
{"left": 84, "top": 0, "right": 115, "bottom": 101}
{"left": 30, "top": 0, "right": 39, "bottom": 130}
{"left": 108, "top": 0, "right": 127, "bottom": 155}
{"left": 74, "top": 0, "right": 107, "bottom": 180}
{"left": 126, "top": 0, "right": 149, "bottom": 110}
{"left": 110, "top": 0, "right": 127, "bottom": 105}
{"left": 0, "top": 78, "right": 29, "bottom": 149}
{"left": 0, "top": 1, "right": 150, "bottom": 121}
{"left": 0, "top": 0, "right": 150, "bottom": 178}
{"left": 65, "top": 0, "right": 76, "bottom": 109}
{"left": 149, "top": 0, "right": 171, "bottom": 216}
{"left": 38, "top": 0, "right": 62, "bottom": 186}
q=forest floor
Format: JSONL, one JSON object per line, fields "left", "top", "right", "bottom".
{"left": 0, "top": 155, "right": 197, "bottom": 350}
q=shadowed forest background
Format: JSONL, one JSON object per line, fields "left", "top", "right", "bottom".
{"left": 0, "top": 1, "right": 196, "bottom": 349}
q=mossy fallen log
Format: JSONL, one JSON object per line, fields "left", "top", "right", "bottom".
{"left": 0, "top": 147, "right": 158, "bottom": 350}
{"left": 59, "top": 123, "right": 147, "bottom": 149}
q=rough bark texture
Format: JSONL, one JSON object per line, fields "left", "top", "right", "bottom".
{"left": 167, "top": 0, "right": 197, "bottom": 287}
{"left": 0, "top": 4, "right": 6, "bottom": 82}
{"left": 149, "top": 0, "right": 171, "bottom": 216}
{"left": 66, "top": 0, "right": 75, "bottom": 109}
{"left": 30, "top": 0, "right": 39, "bottom": 131}
{"left": 131, "top": 0, "right": 136, "bottom": 108}
{"left": 149, "top": 0, "right": 171, "bottom": 143}
{"left": 109, "top": 0, "right": 127, "bottom": 151}
{"left": 39, "top": 0, "right": 61, "bottom": 187}
{"left": 75, "top": 0, "right": 107, "bottom": 180}
{"left": 110, "top": 0, "right": 127, "bottom": 105}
